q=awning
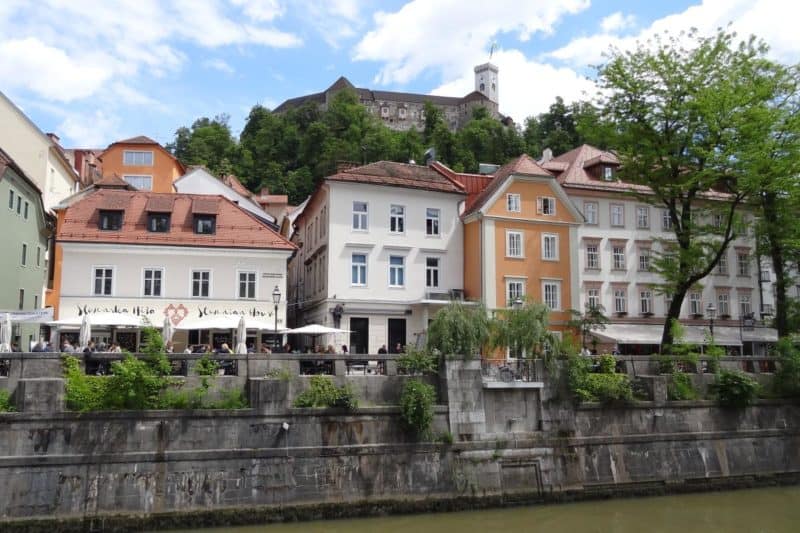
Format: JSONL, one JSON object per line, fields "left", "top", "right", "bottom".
{"left": 175, "top": 315, "right": 286, "bottom": 331}
{"left": 50, "top": 312, "right": 146, "bottom": 328}
{"left": 741, "top": 327, "right": 779, "bottom": 343}
{"left": 590, "top": 324, "right": 749, "bottom": 347}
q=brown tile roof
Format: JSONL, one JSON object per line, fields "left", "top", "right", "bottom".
{"left": 257, "top": 195, "right": 289, "bottom": 205}
{"left": 326, "top": 161, "right": 466, "bottom": 194}
{"left": 100, "top": 136, "right": 186, "bottom": 173}
{"left": 58, "top": 190, "right": 295, "bottom": 250}
{"left": 145, "top": 196, "right": 175, "bottom": 212}
{"left": 115, "top": 135, "right": 159, "bottom": 145}
{"left": 95, "top": 173, "right": 134, "bottom": 189}
{"left": 463, "top": 154, "right": 553, "bottom": 216}
{"left": 191, "top": 197, "right": 219, "bottom": 215}
{"left": 221, "top": 173, "right": 253, "bottom": 197}
{"left": 547, "top": 144, "right": 650, "bottom": 193}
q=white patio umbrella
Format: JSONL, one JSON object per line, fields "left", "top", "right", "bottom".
{"left": 78, "top": 314, "right": 91, "bottom": 350}
{"left": 235, "top": 315, "right": 248, "bottom": 354}
{"left": 162, "top": 315, "right": 175, "bottom": 344}
{"left": 287, "top": 324, "right": 351, "bottom": 351}
{"left": 0, "top": 313, "right": 12, "bottom": 352}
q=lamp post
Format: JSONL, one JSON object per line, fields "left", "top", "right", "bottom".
{"left": 272, "top": 285, "right": 281, "bottom": 349}
{"left": 706, "top": 302, "right": 716, "bottom": 342}
{"left": 512, "top": 297, "right": 523, "bottom": 310}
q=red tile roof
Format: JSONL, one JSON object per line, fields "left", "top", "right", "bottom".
{"left": 58, "top": 189, "right": 295, "bottom": 250}
{"left": 115, "top": 135, "right": 159, "bottom": 145}
{"left": 326, "top": 161, "right": 465, "bottom": 194}
{"left": 221, "top": 173, "right": 253, "bottom": 197}
{"left": 95, "top": 173, "right": 134, "bottom": 189}
{"left": 463, "top": 154, "right": 553, "bottom": 216}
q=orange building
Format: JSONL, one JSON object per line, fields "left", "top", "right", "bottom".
{"left": 98, "top": 136, "right": 185, "bottom": 193}
{"left": 460, "top": 155, "right": 583, "bottom": 333}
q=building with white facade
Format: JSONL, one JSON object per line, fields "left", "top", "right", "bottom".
{"left": 51, "top": 179, "right": 294, "bottom": 351}
{"left": 288, "top": 161, "right": 466, "bottom": 353}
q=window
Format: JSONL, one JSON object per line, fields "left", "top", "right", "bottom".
{"left": 194, "top": 215, "right": 216, "bottom": 234}
{"left": 98, "top": 210, "right": 124, "bottom": 230}
{"left": 425, "top": 208, "right": 440, "bottom": 236}
{"left": 610, "top": 204, "right": 624, "bottom": 227}
{"left": 542, "top": 234, "right": 558, "bottom": 260}
{"left": 587, "top": 288, "right": 600, "bottom": 310}
{"left": 18, "top": 289, "right": 24, "bottom": 310}
{"left": 380, "top": 106, "right": 389, "bottom": 118}
{"left": 389, "top": 255, "right": 405, "bottom": 287}
{"left": 352, "top": 201, "right": 368, "bottom": 230}
{"left": 614, "top": 288, "right": 627, "bottom": 313}
{"left": 93, "top": 267, "right": 113, "bottom": 296}
{"left": 586, "top": 244, "right": 599, "bottom": 269}
{"left": 737, "top": 253, "right": 750, "bottom": 276}
{"left": 638, "top": 248, "right": 651, "bottom": 272}
{"left": 543, "top": 281, "right": 561, "bottom": 310}
{"left": 713, "top": 214, "right": 724, "bottom": 229}
{"left": 690, "top": 292, "right": 702, "bottom": 315}
{"left": 636, "top": 206, "right": 649, "bottom": 229}
{"left": 760, "top": 269, "right": 771, "bottom": 282}
{"left": 739, "top": 294, "right": 752, "bottom": 316}
{"left": 399, "top": 108, "right": 407, "bottom": 119}
{"left": 16, "top": 195, "right": 21, "bottom": 214}
{"left": 507, "top": 193, "right": 521, "bottom": 213}
{"left": 123, "top": 175, "right": 153, "bottom": 190}
{"left": 351, "top": 253, "right": 367, "bottom": 285}
{"left": 537, "top": 196, "right": 556, "bottom": 215}
{"left": 717, "top": 254, "right": 729, "bottom": 275}
{"left": 21, "top": 243, "right": 26, "bottom": 266}
{"left": 191, "top": 270, "right": 210, "bottom": 298}
{"left": 665, "top": 294, "right": 673, "bottom": 313}
{"left": 718, "top": 293, "right": 730, "bottom": 316}
{"left": 583, "top": 202, "right": 598, "bottom": 224}
{"left": 506, "top": 279, "right": 525, "bottom": 306}
{"left": 143, "top": 268, "right": 163, "bottom": 297}
{"left": 506, "top": 231, "right": 523, "bottom": 258}
{"left": 390, "top": 205, "right": 405, "bottom": 233}
{"left": 612, "top": 245, "right": 626, "bottom": 270}
{"left": 147, "top": 213, "right": 170, "bottom": 232}
{"left": 238, "top": 271, "right": 256, "bottom": 299}
{"left": 426, "top": 257, "right": 440, "bottom": 288}
{"left": 34, "top": 295, "right": 38, "bottom": 309}
{"left": 662, "top": 209, "right": 673, "bottom": 230}
{"left": 8, "top": 190, "right": 13, "bottom": 210}
{"left": 640, "top": 290, "right": 653, "bottom": 314}
{"left": 23, "top": 201, "right": 28, "bottom": 219}
{"left": 123, "top": 150, "right": 154, "bottom": 166}
{"left": 603, "top": 167, "right": 614, "bottom": 181}
{"left": 36, "top": 246, "right": 41, "bottom": 267}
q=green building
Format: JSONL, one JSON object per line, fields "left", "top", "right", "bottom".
{"left": 0, "top": 147, "right": 51, "bottom": 349}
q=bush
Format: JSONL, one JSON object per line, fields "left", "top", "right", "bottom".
{"left": 0, "top": 389, "right": 14, "bottom": 412}
{"left": 711, "top": 370, "right": 760, "bottom": 407}
{"left": 196, "top": 354, "right": 220, "bottom": 376}
{"left": 567, "top": 355, "right": 632, "bottom": 404}
{"left": 265, "top": 367, "right": 292, "bottom": 381}
{"left": 655, "top": 354, "right": 677, "bottom": 374}
{"left": 293, "top": 375, "right": 357, "bottom": 409}
{"left": 597, "top": 354, "right": 616, "bottom": 374}
{"left": 63, "top": 356, "right": 110, "bottom": 411}
{"left": 773, "top": 337, "right": 800, "bottom": 397}
{"left": 427, "top": 302, "right": 489, "bottom": 359}
{"left": 399, "top": 379, "right": 436, "bottom": 437}
{"left": 397, "top": 346, "right": 438, "bottom": 375}
{"left": 668, "top": 371, "right": 698, "bottom": 401}
{"left": 208, "top": 388, "right": 249, "bottom": 409}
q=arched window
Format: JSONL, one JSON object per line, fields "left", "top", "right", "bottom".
{"left": 479, "top": 82, "right": 485, "bottom": 92}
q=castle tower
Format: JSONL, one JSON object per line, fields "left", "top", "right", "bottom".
{"left": 474, "top": 62, "right": 498, "bottom": 103}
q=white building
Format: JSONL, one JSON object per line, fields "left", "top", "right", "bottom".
{"left": 289, "top": 161, "right": 466, "bottom": 354}
{"left": 53, "top": 180, "right": 294, "bottom": 351}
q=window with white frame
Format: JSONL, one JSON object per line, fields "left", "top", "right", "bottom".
{"left": 603, "top": 166, "right": 614, "bottom": 181}
{"left": 507, "top": 193, "right": 521, "bottom": 213}
{"left": 638, "top": 248, "right": 651, "bottom": 272}
{"left": 737, "top": 253, "right": 750, "bottom": 276}
{"left": 389, "top": 204, "right": 405, "bottom": 233}
{"left": 717, "top": 253, "right": 729, "bottom": 275}
{"left": 123, "top": 150, "right": 154, "bottom": 166}
{"left": 640, "top": 290, "right": 653, "bottom": 314}
{"left": 760, "top": 269, "right": 771, "bottom": 282}
{"left": 614, "top": 288, "right": 627, "bottom": 313}
{"left": 713, "top": 214, "right": 724, "bottom": 228}
{"left": 426, "top": 257, "right": 440, "bottom": 288}
{"left": 191, "top": 270, "right": 210, "bottom": 298}
{"left": 583, "top": 202, "right": 598, "bottom": 224}
{"left": 537, "top": 196, "right": 556, "bottom": 215}
{"left": 612, "top": 245, "right": 626, "bottom": 270}
{"left": 636, "top": 206, "right": 650, "bottom": 228}
{"left": 506, "top": 279, "right": 525, "bottom": 306}
{"left": 122, "top": 175, "right": 153, "bottom": 190}
{"left": 143, "top": 268, "right": 163, "bottom": 297}
{"left": 586, "top": 244, "right": 599, "bottom": 269}
{"left": 238, "top": 271, "right": 256, "bottom": 299}
{"left": 506, "top": 231, "right": 523, "bottom": 258}
{"left": 739, "top": 294, "right": 752, "bottom": 316}
{"left": 543, "top": 281, "right": 561, "bottom": 310}
{"left": 389, "top": 255, "right": 405, "bottom": 287}
{"left": 689, "top": 291, "right": 702, "bottom": 315}
{"left": 586, "top": 288, "right": 600, "bottom": 310}
{"left": 8, "top": 190, "right": 13, "bottom": 210}
{"left": 542, "top": 234, "right": 558, "bottom": 260}
{"left": 36, "top": 246, "right": 41, "bottom": 267}
{"left": 93, "top": 267, "right": 113, "bottom": 296}
{"left": 380, "top": 106, "right": 389, "bottom": 118}
{"left": 351, "top": 253, "right": 367, "bottom": 286}
{"left": 21, "top": 243, "right": 26, "bottom": 266}
{"left": 352, "top": 202, "right": 368, "bottom": 230}
{"left": 665, "top": 293, "right": 673, "bottom": 313}
{"left": 718, "top": 292, "right": 730, "bottom": 316}
{"left": 425, "top": 208, "right": 440, "bottom": 236}
{"left": 398, "top": 107, "right": 407, "bottom": 119}
{"left": 662, "top": 209, "right": 673, "bottom": 230}
{"left": 610, "top": 204, "right": 624, "bottom": 227}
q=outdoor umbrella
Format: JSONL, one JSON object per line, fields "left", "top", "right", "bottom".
{"left": 78, "top": 314, "right": 91, "bottom": 350}
{"left": 162, "top": 315, "right": 175, "bottom": 345}
{"left": 235, "top": 315, "right": 248, "bottom": 354}
{"left": 0, "top": 313, "right": 11, "bottom": 352}
{"left": 287, "top": 324, "right": 351, "bottom": 351}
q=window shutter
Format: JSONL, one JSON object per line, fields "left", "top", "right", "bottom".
{"left": 536, "top": 197, "right": 543, "bottom": 214}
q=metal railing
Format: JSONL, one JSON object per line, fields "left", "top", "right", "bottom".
{"left": 481, "top": 358, "right": 540, "bottom": 383}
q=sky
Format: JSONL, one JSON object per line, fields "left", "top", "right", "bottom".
{"left": 1, "top": 0, "right": 798, "bottom": 149}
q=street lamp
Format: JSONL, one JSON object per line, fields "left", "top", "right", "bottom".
{"left": 272, "top": 286, "right": 282, "bottom": 348}
{"left": 706, "top": 302, "right": 717, "bottom": 341}
{"left": 512, "top": 297, "right": 523, "bottom": 310}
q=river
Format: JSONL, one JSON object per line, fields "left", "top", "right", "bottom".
{"left": 165, "top": 486, "right": 800, "bottom": 532}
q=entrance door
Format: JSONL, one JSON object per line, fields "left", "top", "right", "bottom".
{"left": 349, "top": 318, "right": 369, "bottom": 354}
{"left": 388, "top": 318, "right": 407, "bottom": 353}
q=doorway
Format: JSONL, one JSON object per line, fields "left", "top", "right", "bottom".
{"left": 349, "top": 317, "right": 369, "bottom": 354}
{"left": 388, "top": 318, "right": 407, "bottom": 353}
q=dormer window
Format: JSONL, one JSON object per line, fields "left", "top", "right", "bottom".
{"left": 148, "top": 213, "right": 170, "bottom": 232}
{"left": 603, "top": 167, "right": 614, "bottom": 181}
{"left": 194, "top": 214, "right": 216, "bottom": 234}
{"left": 98, "top": 210, "right": 123, "bottom": 230}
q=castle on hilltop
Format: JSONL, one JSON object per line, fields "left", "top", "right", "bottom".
{"left": 274, "top": 63, "right": 509, "bottom": 132}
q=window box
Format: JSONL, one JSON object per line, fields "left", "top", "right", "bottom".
{"left": 720, "top": 313, "right": 731, "bottom": 320}
{"left": 640, "top": 312, "right": 654, "bottom": 318}
{"left": 691, "top": 313, "right": 704, "bottom": 319}
{"left": 615, "top": 311, "right": 628, "bottom": 318}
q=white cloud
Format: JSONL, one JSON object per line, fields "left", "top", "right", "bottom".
{"left": 203, "top": 59, "right": 236, "bottom": 74}
{"left": 297, "top": 0, "right": 366, "bottom": 47}
{"left": 600, "top": 12, "right": 636, "bottom": 33}
{"left": 58, "top": 110, "right": 122, "bottom": 148}
{"left": 431, "top": 48, "right": 596, "bottom": 125}
{"left": 550, "top": 0, "right": 800, "bottom": 67}
{"left": 229, "top": 0, "right": 283, "bottom": 22}
{"left": 354, "top": 0, "right": 590, "bottom": 84}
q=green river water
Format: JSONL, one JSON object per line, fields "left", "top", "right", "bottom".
{"left": 166, "top": 486, "right": 800, "bottom": 532}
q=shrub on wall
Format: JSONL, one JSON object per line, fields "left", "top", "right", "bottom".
{"left": 710, "top": 370, "right": 760, "bottom": 407}
{"left": 426, "top": 302, "right": 489, "bottom": 359}
{"left": 567, "top": 354, "right": 632, "bottom": 404}
{"left": 196, "top": 354, "right": 220, "bottom": 376}
{"left": 773, "top": 337, "right": 800, "bottom": 397}
{"left": 399, "top": 379, "right": 436, "bottom": 437}
{"left": 668, "top": 371, "right": 698, "bottom": 401}
{"left": 397, "top": 346, "right": 438, "bottom": 375}
{"left": 293, "top": 375, "right": 358, "bottom": 409}
{"left": 0, "top": 389, "right": 14, "bottom": 412}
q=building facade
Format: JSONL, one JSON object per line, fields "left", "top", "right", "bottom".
{"left": 98, "top": 136, "right": 186, "bottom": 193}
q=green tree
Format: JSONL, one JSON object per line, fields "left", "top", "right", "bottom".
{"left": 167, "top": 115, "right": 237, "bottom": 175}
{"left": 488, "top": 299, "right": 557, "bottom": 360}
{"left": 568, "top": 304, "right": 610, "bottom": 350}
{"left": 596, "top": 29, "right": 790, "bottom": 347}
{"left": 427, "top": 302, "right": 490, "bottom": 358}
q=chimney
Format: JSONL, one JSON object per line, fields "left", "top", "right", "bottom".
{"left": 46, "top": 132, "right": 61, "bottom": 145}
{"left": 424, "top": 147, "right": 436, "bottom": 166}
{"left": 541, "top": 148, "right": 553, "bottom": 163}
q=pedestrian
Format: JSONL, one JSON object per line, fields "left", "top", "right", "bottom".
{"left": 341, "top": 345, "right": 349, "bottom": 354}
{"left": 61, "top": 339, "right": 75, "bottom": 353}
{"left": 394, "top": 342, "right": 404, "bottom": 354}
{"left": 377, "top": 344, "right": 387, "bottom": 354}
{"left": 83, "top": 340, "right": 96, "bottom": 354}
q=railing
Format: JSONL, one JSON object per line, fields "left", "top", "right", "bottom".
{"left": 481, "top": 358, "right": 540, "bottom": 383}
{"left": 585, "top": 354, "right": 782, "bottom": 377}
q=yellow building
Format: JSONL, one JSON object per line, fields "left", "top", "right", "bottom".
{"left": 98, "top": 136, "right": 185, "bottom": 193}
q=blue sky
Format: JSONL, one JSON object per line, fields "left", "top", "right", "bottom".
{"left": 1, "top": 0, "right": 796, "bottom": 148}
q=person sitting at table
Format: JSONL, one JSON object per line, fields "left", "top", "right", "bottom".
{"left": 260, "top": 345, "right": 272, "bottom": 354}
{"left": 326, "top": 344, "right": 336, "bottom": 354}
{"left": 377, "top": 344, "right": 387, "bottom": 354}
{"left": 109, "top": 342, "right": 122, "bottom": 353}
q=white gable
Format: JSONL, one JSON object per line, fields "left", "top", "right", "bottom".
{"left": 174, "top": 168, "right": 275, "bottom": 224}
